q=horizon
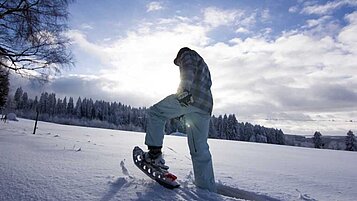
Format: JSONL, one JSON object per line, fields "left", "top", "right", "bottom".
{"left": 10, "top": 0, "right": 357, "bottom": 136}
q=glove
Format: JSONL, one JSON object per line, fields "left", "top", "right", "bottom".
{"left": 177, "top": 91, "right": 193, "bottom": 107}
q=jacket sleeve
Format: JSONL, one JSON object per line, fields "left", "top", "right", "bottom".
{"left": 177, "top": 51, "right": 197, "bottom": 93}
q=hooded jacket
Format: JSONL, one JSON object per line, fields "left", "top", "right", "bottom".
{"left": 174, "top": 48, "right": 213, "bottom": 115}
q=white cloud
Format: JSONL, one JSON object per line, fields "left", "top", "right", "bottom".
{"left": 236, "top": 27, "right": 249, "bottom": 33}
{"left": 239, "top": 11, "right": 257, "bottom": 27}
{"left": 288, "top": 5, "right": 299, "bottom": 13}
{"left": 261, "top": 9, "right": 271, "bottom": 22}
{"left": 338, "top": 12, "right": 357, "bottom": 53}
{"left": 67, "top": 30, "right": 98, "bottom": 53}
{"left": 302, "top": 16, "right": 341, "bottom": 38}
{"left": 146, "top": 1, "right": 164, "bottom": 12}
{"left": 301, "top": 0, "right": 357, "bottom": 15}
{"left": 304, "top": 16, "right": 332, "bottom": 28}
{"left": 203, "top": 7, "right": 244, "bottom": 28}
{"left": 80, "top": 23, "right": 93, "bottom": 30}
{"left": 344, "top": 10, "right": 357, "bottom": 24}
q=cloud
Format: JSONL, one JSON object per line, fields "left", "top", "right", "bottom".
{"left": 288, "top": 5, "right": 299, "bottom": 13}
{"left": 146, "top": 1, "right": 164, "bottom": 12}
{"left": 260, "top": 9, "right": 271, "bottom": 22}
{"left": 204, "top": 11, "right": 357, "bottom": 126}
{"left": 203, "top": 7, "right": 244, "bottom": 28}
{"left": 67, "top": 30, "right": 104, "bottom": 57}
{"left": 236, "top": 27, "right": 249, "bottom": 34}
{"left": 80, "top": 23, "right": 93, "bottom": 30}
{"left": 298, "top": 15, "right": 341, "bottom": 39}
{"left": 61, "top": 7, "right": 357, "bottom": 135}
{"left": 338, "top": 12, "right": 357, "bottom": 53}
{"left": 10, "top": 74, "right": 153, "bottom": 107}
{"left": 49, "top": 75, "right": 153, "bottom": 106}
{"left": 301, "top": 0, "right": 357, "bottom": 15}
{"left": 304, "top": 16, "right": 332, "bottom": 28}
{"left": 238, "top": 11, "right": 257, "bottom": 28}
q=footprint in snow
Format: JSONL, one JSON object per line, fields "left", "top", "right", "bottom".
{"left": 296, "top": 189, "right": 317, "bottom": 201}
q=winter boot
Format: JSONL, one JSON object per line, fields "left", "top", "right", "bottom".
{"left": 144, "top": 148, "right": 169, "bottom": 170}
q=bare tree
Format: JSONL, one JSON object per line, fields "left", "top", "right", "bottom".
{"left": 0, "top": 0, "right": 74, "bottom": 79}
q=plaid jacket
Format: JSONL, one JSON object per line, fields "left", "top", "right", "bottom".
{"left": 174, "top": 49, "right": 213, "bottom": 115}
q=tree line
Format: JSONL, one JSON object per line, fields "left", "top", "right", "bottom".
{"left": 3, "top": 87, "right": 286, "bottom": 145}
{"left": 5, "top": 87, "right": 147, "bottom": 131}
{"left": 313, "top": 131, "right": 356, "bottom": 151}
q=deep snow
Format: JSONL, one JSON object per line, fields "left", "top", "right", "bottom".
{"left": 1, "top": 118, "right": 356, "bottom": 201}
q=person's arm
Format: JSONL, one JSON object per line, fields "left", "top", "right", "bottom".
{"left": 176, "top": 51, "right": 197, "bottom": 106}
{"left": 177, "top": 51, "right": 196, "bottom": 93}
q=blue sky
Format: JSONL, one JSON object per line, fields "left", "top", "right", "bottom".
{"left": 14, "top": 0, "right": 357, "bottom": 135}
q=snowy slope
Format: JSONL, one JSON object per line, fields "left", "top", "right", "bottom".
{"left": 1, "top": 119, "right": 356, "bottom": 201}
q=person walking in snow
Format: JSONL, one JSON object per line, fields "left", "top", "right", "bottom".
{"left": 143, "top": 47, "right": 216, "bottom": 192}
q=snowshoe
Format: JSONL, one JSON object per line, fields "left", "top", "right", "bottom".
{"left": 133, "top": 146, "right": 180, "bottom": 189}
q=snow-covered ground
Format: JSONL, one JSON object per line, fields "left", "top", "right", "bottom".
{"left": 1, "top": 119, "right": 356, "bottom": 201}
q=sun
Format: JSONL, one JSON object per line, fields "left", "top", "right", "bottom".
{"left": 142, "top": 67, "right": 180, "bottom": 97}
{"left": 102, "top": 64, "right": 180, "bottom": 104}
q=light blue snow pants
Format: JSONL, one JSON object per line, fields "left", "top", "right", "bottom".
{"left": 145, "top": 94, "right": 217, "bottom": 192}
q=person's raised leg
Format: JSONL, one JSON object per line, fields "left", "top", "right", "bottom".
{"left": 145, "top": 94, "right": 188, "bottom": 147}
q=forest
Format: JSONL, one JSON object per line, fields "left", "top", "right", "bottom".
{"left": 3, "top": 87, "right": 286, "bottom": 145}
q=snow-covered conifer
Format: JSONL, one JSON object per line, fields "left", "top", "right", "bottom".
{"left": 313, "top": 131, "right": 323, "bottom": 149}
{"left": 227, "top": 114, "right": 239, "bottom": 140}
{"left": 67, "top": 97, "right": 74, "bottom": 116}
{"left": 14, "top": 87, "right": 23, "bottom": 109}
{"left": 0, "top": 67, "right": 9, "bottom": 109}
{"left": 21, "top": 92, "right": 28, "bottom": 110}
{"left": 345, "top": 130, "right": 356, "bottom": 151}
{"left": 75, "top": 97, "right": 82, "bottom": 118}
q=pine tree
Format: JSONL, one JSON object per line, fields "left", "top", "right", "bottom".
{"left": 21, "top": 92, "right": 29, "bottom": 110}
{"left": 39, "top": 92, "right": 46, "bottom": 113}
{"left": 81, "top": 98, "right": 87, "bottom": 118}
{"left": 276, "top": 129, "right": 285, "bottom": 145}
{"left": 238, "top": 122, "right": 245, "bottom": 141}
{"left": 48, "top": 93, "right": 56, "bottom": 116}
{"left": 221, "top": 115, "right": 229, "bottom": 139}
{"left": 253, "top": 125, "right": 268, "bottom": 143}
{"left": 32, "top": 96, "right": 39, "bottom": 112}
{"left": 0, "top": 67, "right": 10, "bottom": 109}
{"left": 87, "top": 98, "right": 94, "bottom": 119}
{"left": 209, "top": 116, "right": 219, "bottom": 138}
{"left": 313, "top": 131, "right": 323, "bottom": 149}
{"left": 62, "top": 97, "right": 67, "bottom": 115}
{"left": 215, "top": 115, "right": 223, "bottom": 138}
{"left": 227, "top": 114, "right": 239, "bottom": 140}
{"left": 67, "top": 97, "right": 74, "bottom": 116}
{"left": 266, "top": 128, "right": 277, "bottom": 144}
{"left": 75, "top": 97, "right": 82, "bottom": 118}
{"left": 244, "top": 122, "right": 255, "bottom": 142}
{"left": 345, "top": 130, "right": 356, "bottom": 151}
{"left": 56, "top": 98, "right": 62, "bottom": 115}
{"left": 14, "top": 87, "right": 23, "bottom": 109}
